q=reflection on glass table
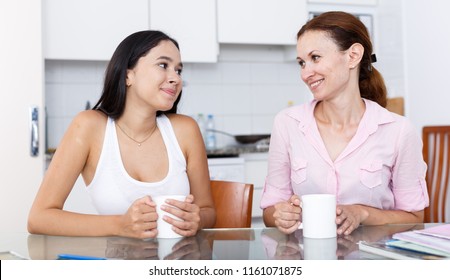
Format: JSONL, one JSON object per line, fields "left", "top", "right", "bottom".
{"left": 24, "top": 224, "right": 428, "bottom": 260}
{"left": 260, "top": 224, "right": 421, "bottom": 260}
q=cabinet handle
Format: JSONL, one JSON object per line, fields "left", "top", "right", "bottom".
{"left": 30, "top": 106, "right": 39, "bottom": 157}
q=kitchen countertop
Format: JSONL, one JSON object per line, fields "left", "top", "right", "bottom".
{"left": 207, "top": 137, "right": 270, "bottom": 158}
{"left": 47, "top": 141, "right": 270, "bottom": 160}
{"left": 206, "top": 143, "right": 269, "bottom": 158}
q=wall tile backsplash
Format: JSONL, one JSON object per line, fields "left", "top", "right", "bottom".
{"left": 45, "top": 45, "right": 310, "bottom": 149}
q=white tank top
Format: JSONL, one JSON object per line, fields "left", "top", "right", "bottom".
{"left": 86, "top": 114, "right": 190, "bottom": 215}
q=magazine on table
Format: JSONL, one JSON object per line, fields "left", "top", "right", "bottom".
{"left": 358, "top": 240, "right": 449, "bottom": 260}
{"left": 413, "top": 224, "right": 450, "bottom": 240}
{"left": 359, "top": 224, "right": 450, "bottom": 260}
{"left": 392, "top": 226, "right": 450, "bottom": 254}
{"left": 385, "top": 239, "right": 450, "bottom": 258}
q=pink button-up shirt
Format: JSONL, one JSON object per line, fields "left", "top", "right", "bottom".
{"left": 260, "top": 99, "right": 429, "bottom": 212}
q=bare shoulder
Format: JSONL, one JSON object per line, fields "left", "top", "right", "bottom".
{"left": 53, "top": 110, "right": 108, "bottom": 168}
{"left": 63, "top": 110, "right": 107, "bottom": 146}
{"left": 166, "top": 114, "right": 203, "bottom": 153}
{"left": 166, "top": 114, "right": 199, "bottom": 134}
{"left": 70, "top": 110, "right": 107, "bottom": 130}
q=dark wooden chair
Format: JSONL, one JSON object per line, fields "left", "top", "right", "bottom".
{"left": 422, "top": 126, "right": 450, "bottom": 222}
{"left": 210, "top": 180, "right": 254, "bottom": 228}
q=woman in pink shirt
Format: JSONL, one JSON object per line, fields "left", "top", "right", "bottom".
{"left": 261, "top": 11, "right": 429, "bottom": 235}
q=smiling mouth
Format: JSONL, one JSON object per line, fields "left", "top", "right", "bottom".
{"left": 161, "top": 88, "right": 176, "bottom": 96}
{"left": 310, "top": 79, "right": 324, "bottom": 89}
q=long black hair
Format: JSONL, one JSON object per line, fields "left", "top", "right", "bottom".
{"left": 92, "top": 30, "right": 182, "bottom": 118}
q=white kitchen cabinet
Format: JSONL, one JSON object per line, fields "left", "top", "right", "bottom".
{"left": 240, "top": 153, "right": 268, "bottom": 220}
{"left": 217, "top": 0, "right": 307, "bottom": 45}
{"left": 43, "top": 0, "right": 149, "bottom": 60}
{"left": 307, "top": 0, "right": 377, "bottom": 5}
{"left": 208, "top": 157, "right": 245, "bottom": 182}
{"left": 149, "top": 0, "right": 218, "bottom": 62}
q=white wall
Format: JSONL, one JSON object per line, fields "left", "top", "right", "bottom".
{"left": 403, "top": 0, "right": 450, "bottom": 221}
{"left": 403, "top": 0, "right": 450, "bottom": 129}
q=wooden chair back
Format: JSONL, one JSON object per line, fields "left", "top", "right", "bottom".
{"left": 210, "top": 180, "right": 254, "bottom": 228}
{"left": 422, "top": 126, "right": 450, "bottom": 222}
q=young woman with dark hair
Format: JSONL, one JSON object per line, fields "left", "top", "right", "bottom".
{"left": 28, "top": 30, "right": 215, "bottom": 239}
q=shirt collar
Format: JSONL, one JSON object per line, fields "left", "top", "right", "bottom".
{"left": 285, "top": 99, "right": 317, "bottom": 132}
{"left": 286, "top": 98, "right": 395, "bottom": 134}
{"left": 361, "top": 98, "right": 395, "bottom": 135}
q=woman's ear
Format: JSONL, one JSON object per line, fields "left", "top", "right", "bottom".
{"left": 348, "top": 43, "right": 364, "bottom": 69}
{"left": 126, "top": 69, "right": 133, "bottom": 87}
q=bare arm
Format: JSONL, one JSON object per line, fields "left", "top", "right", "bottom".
{"left": 336, "top": 204, "right": 424, "bottom": 235}
{"left": 169, "top": 114, "right": 216, "bottom": 230}
{"left": 28, "top": 111, "right": 118, "bottom": 236}
{"left": 27, "top": 111, "right": 157, "bottom": 239}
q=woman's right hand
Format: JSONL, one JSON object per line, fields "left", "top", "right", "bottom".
{"left": 119, "top": 196, "right": 158, "bottom": 239}
{"left": 273, "top": 195, "right": 302, "bottom": 234}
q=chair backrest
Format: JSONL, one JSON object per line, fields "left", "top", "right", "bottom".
{"left": 210, "top": 180, "right": 254, "bottom": 228}
{"left": 422, "top": 126, "right": 450, "bottom": 222}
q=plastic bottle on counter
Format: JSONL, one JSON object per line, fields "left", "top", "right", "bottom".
{"left": 196, "top": 113, "right": 206, "bottom": 144}
{"left": 205, "top": 114, "right": 216, "bottom": 150}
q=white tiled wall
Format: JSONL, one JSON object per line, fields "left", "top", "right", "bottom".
{"left": 45, "top": 60, "right": 107, "bottom": 149}
{"left": 45, "top": 45, "right": 309, "bottom": 149}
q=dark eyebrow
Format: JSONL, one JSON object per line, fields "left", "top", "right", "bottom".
{"left": 157, "top": 56, "right": 183, "bottom": 68}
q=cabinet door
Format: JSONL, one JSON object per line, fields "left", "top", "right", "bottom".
{"left": 217, "top": 0, "right": 307, "bottom": 45}
{"left": 0, "top": 0, "right": 44, "bottom": 232}
{"left": 149, "top": 0, "right": 218, "bottom": 62}
{"left": 43, "top": 0, "right": 149, "bottom": 60}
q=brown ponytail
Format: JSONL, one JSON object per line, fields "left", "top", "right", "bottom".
{"left": 297, "top": 11, "right": 387, "bottom": 107}
{"left": 359, "top": 67, "right": 387, "bottom": 107}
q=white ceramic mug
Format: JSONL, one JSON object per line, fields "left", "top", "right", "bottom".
{"left": 301, "top": 194, "right": 337, "bottom": 239}
{"left": 153, "top": 195, "right": 187, "bottom": 239}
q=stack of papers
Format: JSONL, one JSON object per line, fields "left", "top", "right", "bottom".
{"left": 359, "top": 224, "right": 450, "bottom": 260}
{"left": 358, "top": 241, "right": 449, "bottom": 260}
{"left": 414, "top": 224, "right": 450, "bottom": 240}
{"left": 391, "top": 224, "right": 450, "bottom": 256}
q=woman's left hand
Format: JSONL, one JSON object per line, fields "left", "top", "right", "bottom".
{"left": 160, "top": 194, "right": 200, "bottom": 237}
{"left": 335, "top": 204, "right": 368, "bottom": 235}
